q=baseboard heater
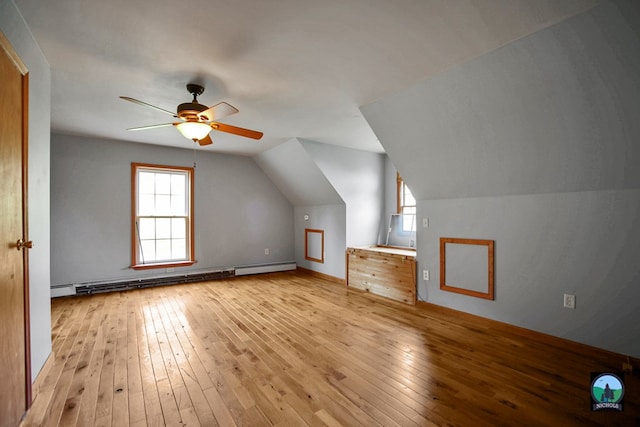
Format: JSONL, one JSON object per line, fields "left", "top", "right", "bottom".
{"left": 234, "top": 261, "right": 297, "bottom": 276}
{"left": 55, "top": 261, "right": 297, "bottom": 297}
{"left": 74, "top": 268, "right": 235, "bottom": 295}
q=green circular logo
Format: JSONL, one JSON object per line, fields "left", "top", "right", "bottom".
{"left": 591, "top": 373, "right": 624, "bottom": 403}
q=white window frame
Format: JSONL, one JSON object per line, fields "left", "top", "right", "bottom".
{"left": 397, "top": 173, "right": 416, "bottom": 232}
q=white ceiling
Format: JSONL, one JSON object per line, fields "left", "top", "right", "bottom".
{"left": 14, "top": 0, "right": 599, "bottom": 156}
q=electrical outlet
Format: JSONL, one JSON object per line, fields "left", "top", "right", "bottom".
{"left": 264, "top": 248, "right": 270, "bottom": 255}
{"left": 423, "top": 270, "right": 429, "bottom": 281}
{"left": 563, "top": 293, "right": 576, "bottom": 309}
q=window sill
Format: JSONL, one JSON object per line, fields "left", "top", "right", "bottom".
{"left": 130, "top": 260, "right": 196, "bottom": 271}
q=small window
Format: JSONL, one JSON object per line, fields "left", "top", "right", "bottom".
{"left": 131, "top": 163, "right": 195, "bottom": 269}
{"left": 397, "top": 174, "right": 416, "bottom": 232}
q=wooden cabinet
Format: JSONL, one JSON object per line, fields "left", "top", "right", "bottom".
{"left": 346, "top": 246, "right": 417, "bottom": 305}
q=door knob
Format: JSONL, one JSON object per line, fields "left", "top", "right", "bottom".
{"left": 16, "top": 238, "right": 33, "bottom": 251}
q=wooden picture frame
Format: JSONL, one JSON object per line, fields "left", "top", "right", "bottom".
{"left": 305, "top": 228, "right": 324, "bottom": 264}
{"left": 440, "top": 237, "right": 494, "bottom": 300}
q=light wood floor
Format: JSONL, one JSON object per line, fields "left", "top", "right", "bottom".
{"left": 23, "top": 271, "right": 638, "bottom": 426}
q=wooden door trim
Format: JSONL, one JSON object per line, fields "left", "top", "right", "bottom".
{"left": 0, "top": 31, "right": 27, "bottom": 74}
{"left": 22, "top": 71, "right": 32, "bottom": 407}
{"left": 0, "top": 29, "right": 33, "bottom": 409}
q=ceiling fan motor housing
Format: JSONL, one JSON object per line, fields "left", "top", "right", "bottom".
{"left": 177, "top": 102, "right": 207, "bottom": 121}
{"left": 178, "top": 83, "right": 208, "bottom": 121}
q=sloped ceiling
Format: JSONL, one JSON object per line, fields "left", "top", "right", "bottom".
{"left": 254, "top": 139, "right": 343, "bottom": 206}
{"left": 362, "top": 1, "right": 640, "bottom": 201}
{"left": 14, "top": 0, "right": 599, "bottom": 155}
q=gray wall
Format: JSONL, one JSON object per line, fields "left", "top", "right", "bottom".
{"left": 299, "top": 140, "right": 385, "bottom": 249}
{"left": 294, "top": 204, "right": 346, "bottom": 279}
{"left": 254, "top": 138, "right": 347, "bottom": 278}
{"left": 362, "top": 0, "right": 640, "bottom": 357}
{"left": 417, "top": 190, "right": 640, "bottom": 356}
{"left": 1, "top": 0, "right": 52, "bottom": 380}
{"left": 255, "top": 138, "right": 386, "bottom": 280}
{"left": 254, "top": 138, "right": 343, "bottom": 206}
{"left": 380, "top": 156, "right": 399, "bottom": 244}
{"left": 51, "top": 134, "right": 294, "bottom": 285}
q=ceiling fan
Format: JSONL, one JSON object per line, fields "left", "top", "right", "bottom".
{"left": 120, "top": 83, "right": 263, "bottom": 146}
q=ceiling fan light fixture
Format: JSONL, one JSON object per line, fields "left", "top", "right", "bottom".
{"left": 175, "top": 121, "right": 211, "bottom": 141}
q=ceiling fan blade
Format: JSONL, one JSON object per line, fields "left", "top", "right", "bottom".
{"left": 120, "top": 96, "right": 177, "bottom": 117}
{"left": 197, "top": 134, "right": 213, "bottom": 146}
{"left": 211, "top": 122, "right": 263, "bottom": 140}
{"left": 198, "top": 102, "right": 239, "bottom": 122}
{"left": 126, "top": 122, "right": 176, "bottom": 131}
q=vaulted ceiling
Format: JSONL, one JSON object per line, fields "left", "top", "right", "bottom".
{"left": 14, "top": 0, "right": 599, "bottom": 155}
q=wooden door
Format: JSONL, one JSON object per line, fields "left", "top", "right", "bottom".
{"left": 0, "top": 31, "right": 31, "bottom": 426}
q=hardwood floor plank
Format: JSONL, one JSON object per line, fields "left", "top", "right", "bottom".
{"left": 125, "top": 293, "right": 146, "bottom": 426}
{"left": 201, "top": 386, "right": 238, "bottom": 427}
{"left": 57, "top": 298, "right": 106, "bottom": 427}
{"left": 314, "top": 408, "right": 345, "bottom": 427}
{"left": 41, "top": 298, "right": 96, "bottom": 427}
{"left": 156, "top": 291, "right": 219, "bottom": 426}
{"left": 143, "top": 301, "right": 182, "bottom": 425}
{"left": 93, "top": 293, "right": 120, "bottom": 427}
{"left": 170, "top": 296, "right": 250, "bottom": 425}
{"left": 111, "top": 293, "right": 131, "bottom": 427}
{"left": 134, "top": 292, "right": 165, "bottom": 426}
{"left": 72, "top": 298, "right": 109, "bottom": 427}
{"left": 24, "top": 272, "right": 640, "bottom": 427}
{"left": 163, "top": 289, "right": 239, "bottom": 426}
{"left": 222, "top": 286, "right": 378, "bottom": 426}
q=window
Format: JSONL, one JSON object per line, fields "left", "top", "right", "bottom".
{"left": 397, "top": 173, "right": 416, "bottom": 232}
{"left": 131, "top": 163, "right": 195, "bottom": 269}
